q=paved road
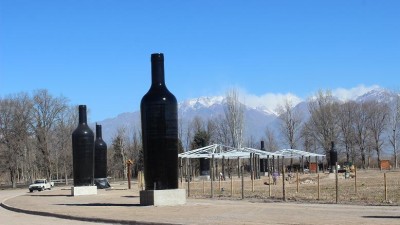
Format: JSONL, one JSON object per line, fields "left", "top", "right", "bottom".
{"left": 2, "top": 185, "right": 400, "bottom": 225}
{"left": 0, "top": 188, "right": 113, "bottom": 225}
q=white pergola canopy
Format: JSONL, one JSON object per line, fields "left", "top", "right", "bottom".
{"left": 274, "top": 149, "right": 325, "bottom": 159}
{"left": 178, "top": 144, "right": 325, "bottom": 160}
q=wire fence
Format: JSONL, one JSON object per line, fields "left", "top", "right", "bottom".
{"left": 176, "top": 169, "right": 400, "bottom": 205}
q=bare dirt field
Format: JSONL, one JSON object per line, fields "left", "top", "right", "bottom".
{"left": 181, "top": 169, "right": 400, "bottom": 206}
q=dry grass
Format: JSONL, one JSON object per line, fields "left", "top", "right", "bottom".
{"left": 179, "top": 169, "right": 400, "bottom": 205}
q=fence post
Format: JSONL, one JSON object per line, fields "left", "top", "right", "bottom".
{"left": 296, "top": 170, "right": 299, "bottom": 193}
{"left": 317, "top": 173, "right": 320, "bottom": 200}
{"left": 231, "top": 176, "right": 234, "bottom": 196}
{"left": 354, "top": 166, "right": 357, "bottom": 194}
{"left": 211, "top": 155, "right": 214, "bottom": 198}
{"left": 241, "top": 166, "right": 244, "bottom": 199}
{"left": 335, "top": 162, "right": 338, "bottom": 204}
{"left": 384, "top": 173, "right": 388, "bottom": 201}
{"left": 187, "top": 175, "right": 190, "bottom": 197}
{"left": 203, "top": 179, "right": 205, "bottom": 195}
{"left": 282, "top": 156, "right": 286, "bottom": 201}
{"left": 268, "top": 175, "right": 272, "bottom": 197}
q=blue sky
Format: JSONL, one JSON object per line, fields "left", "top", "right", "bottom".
{"left": 1, "top": 0, "right": 399, "bottom": 122}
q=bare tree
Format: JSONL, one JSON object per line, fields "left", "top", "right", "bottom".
{"left": 276, "top": 97, "right": 303, "bottom": 149}
{"left": 224, "top": 89, "right": 245, "bottom": 148}
{"left": 51, "top": 105, "right": 77, "bottom": 184}
{"left": 353, "top": 102, "right": 371, "bottom": 169}
{"left": 337, "top": 101, "right": 357, "bottom": 162}
{"left": 213, "top": 115, "right": 231, "bottom": 145}
{"left": 110, "top": 127, "right": 128, "bottom": 179}
{"left": 365, "top": 100, "right": 390, "bottom": 169}
{"left": 0, "top": 93, "right": 32, "bottom": 187}
{"left": 300, "top": 123, "right": 316, "bottom": 153}
{"left": 388, "top": 91, "right": 400, "bottom": 169}
{"left": 307, "top": 90, "right": 340, "bottom": 164}
{"left": 265, "top": 127, "right": 279, "bottom": 152}
{"left": 31, "top": 89, "right": 68, "bottom": 180}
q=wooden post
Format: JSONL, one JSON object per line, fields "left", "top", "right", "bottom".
{"left": 231, "top": 176, "right": 234, "bottom": 196}
{"left": 272, "top": 155, "right": 275, "bottom": 175}
{"left": 137, "top": 171, "right": 141, "bottom": 190}
{"left": 187, "top": 175, "right": 190, "bottom": 197}
{"left": 241, "top": 166, "right": 244, "bottom": 199}
{"left": 335, "top": 162, "right": 339, "bottom": 204}
{"left": 250, "top": 153, "right": 253, "bottom": 180}
{"left": 282, "top": 156, "right": 286, "bottom": 201}
{"left": 268, "top": 175, "right": 272, "bottom": 197}
{"left": 315, "top": 156, "right": 319, "bottom": 173}
{"left": 354, "top": 166, "right": 357, "bottom": 194}
{"left": 296, "top": 170, "right": 299, "bottom": 193}
{"left": 211, "top": 155, "right": 214, "bottom": 198}
{"left": 277, "top": 156, "right": 280, "bottom": 175}
{"left": 251, "top": 155, "right": 255, "bottom": 192}
{"left": 267, "top": 155, "right": 270, "bottom": 177}
{"left": 203, "top": 179, "right": 205, "bottom": 195}
{"left": 219, "top": 176, "right": 221, "bottom": 191}
{"left": 237, "top": 157, "right": 240, "bottom": 178}
{"left": 126, "top": 159, "right": 133, "bottom": 189}
{"left": 222, "top": 156, "right": 225, "bottom": 180}
{"left": 384, "top": 173, "right": 388, "bottom": 201}
{"left": 317, "top": 173, "right": 320, "bottom": 200}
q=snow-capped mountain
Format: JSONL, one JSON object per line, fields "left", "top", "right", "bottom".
{"left": 95, "top": 87, "right": 399, "bottom": 145}
{"left": 356, "top": 88, "right": 396, "bottom": 103}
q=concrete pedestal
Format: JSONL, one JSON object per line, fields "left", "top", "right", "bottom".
{"left": 71, "top": 186, "right": 97, "bottom": 196}
{"left": 140, "top": 189, "right": 186, "bottom": 206}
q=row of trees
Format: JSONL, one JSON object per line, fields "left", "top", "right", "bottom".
{"left": 0, "top": 90, "right": 74, "bottom": 187}
{"left": 1, "top": 88, "right": 399, "bottom": 187}
{"left": 277, "top": 90, "right": 400, "bottom": 169}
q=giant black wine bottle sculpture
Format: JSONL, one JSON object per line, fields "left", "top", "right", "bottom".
{"left": 141, "top": 53, "right": 178, "bottom": 190}
{"left": 94, "top": 124, "right": 110, "bottom": 189}
{"left": 94, "top": 124, "right": 107, "bottom": 178}
{"left": 72, "top": 105, "right": 94, "bottom": 186}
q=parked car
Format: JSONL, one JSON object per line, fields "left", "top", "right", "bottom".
{"left": 28, "top": 179, "right": 54, "bottom": 192}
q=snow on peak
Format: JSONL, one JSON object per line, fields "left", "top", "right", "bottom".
{"left": 179, "top": 96, "right": 224, "bottom": 110}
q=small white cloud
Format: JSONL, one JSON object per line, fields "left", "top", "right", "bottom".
{"left": 332, "top": 84, "right": 381, "bottom": 101}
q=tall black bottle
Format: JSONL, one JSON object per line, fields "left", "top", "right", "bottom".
{"left": 72, "top": 105, "right": 94, "bottom": 186}
{"left": 260, "top": 141, "right": 266, "bottom": 172}
{"left": 94, "top": 124, "right": 107, "bottom": 179}
{"left": 141, "top": 53, "right": 178, "bottom": 190}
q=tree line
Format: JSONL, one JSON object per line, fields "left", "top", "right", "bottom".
{"left": 1, "top": 88, "right": 399, "bottom": 187}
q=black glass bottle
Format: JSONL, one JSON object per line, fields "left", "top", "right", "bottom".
{"left": 141, "top": 53, "right": 178, "bottom": 190}
{"left": 94, "top": 124, "right": 107, "bottom": 179}
{"left": 330, "top": 141, "right": 338, "bottom": 173}
{"left": 260, "top": 141, "right": 266, "bottom": 172}
{"left": 72, "top": 105, "right": 94, "bottom": 186}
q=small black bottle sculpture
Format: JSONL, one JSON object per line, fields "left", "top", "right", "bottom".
{"left": 72, "top": 105, "right": 94, "bottom": 186}
{"left": 330, "top": 141, "right": 338, "bottom": 173}
{"left": 94, "top": 124, "right": 110, "bottom": 188}
{"left": 141, "top": 53, "right": 178, "bottom": 190}
{"left": 260, "top": 141, "right": 266, "bottom": 173}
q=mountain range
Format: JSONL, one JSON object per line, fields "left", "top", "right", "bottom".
{"left": 95, "top": 88, "right": 397, "bottom": 147}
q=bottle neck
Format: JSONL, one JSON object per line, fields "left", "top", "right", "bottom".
{"left": 151, "top": 53, "right": 165, "bottom": 87}
{"left": 96, "top": 125, "right": 102, "bottom": 139}
{"left": 78, "top": 105, "right": 87, "bottom": 124}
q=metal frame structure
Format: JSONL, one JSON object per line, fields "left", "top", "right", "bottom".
{"left": 274, "top": 149, "right": 325, "bottom": 159}
{"left": 178, "top": 144, "right": 325, "bottom": 159}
